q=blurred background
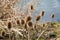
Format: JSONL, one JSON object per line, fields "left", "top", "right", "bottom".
{"left": 16, "top": 0, "right": 60, "bottom": 23}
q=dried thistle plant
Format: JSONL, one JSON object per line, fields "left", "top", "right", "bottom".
{"left": 0, "top": 0, "right": 20, "bottom": 20}
{"left": 36, "top": 15, "right": 41, "bottom": 21}
{"left": 20, "top": 19, "right": 25, "bottom": 25}
{"left": 30, "top": 5, "right": 34, "bottom": 10}
{"left": 26, "top": 16, "right": 32, "bottom": 22}
{"left": 42, "top": 24, "right": 45, "bottom": 27}
{"left": 40, "top": 10, "right": 45, "bottom": 17}
{"left": 0, "top": 0, "right": 59, "bottom": 40}
{"left": 7, "top": 22, "right": 12, "bottom": 29}
{"left": 2, "top": 31, "right": 5, "bottom": 37}
{"left": 16, "top": 20, "right": 20, "bottom": 25}
{"left": 51, "top": 13, "right": 55, "bottom": 23}
{"left": 27, "top": 21, "right": 33, "bottom": 27}
{"left": 51, "top": 13, "right": 55, "bottom": 19}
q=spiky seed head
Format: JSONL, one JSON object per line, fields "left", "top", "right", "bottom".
{"left": 36, "top": 15, "right": 41, "bottom": 21}
{"left": 16, "top": 20, "right": 20, "bottom": 25}
{"left": 26, "top": 16, "right": 32, "bottom": 22}
{"left": 8, "top": 22, "right": 12, "bottom": 29}
{"left": 27, "top": 21, "right": 33, "bottom": 27}
{"left": 51, "top": 13, "right": 54, "bottom": 18}
{"left": 20, "top": 19, "right": 25, "bottom": 25}
{"left": 2, "top": 31, "right": 5, "bottom": 36}
{"left": 31, "top": 5, "right": 34, "bottom": 10}
{"left": 40, "top": 11, "right": 45, "bottom": 17}
{"left": 42, "top": 24, "right": 45, "bottom": 27}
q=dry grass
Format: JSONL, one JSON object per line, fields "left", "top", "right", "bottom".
{"left": 0, "top": 0, "right": 60, "bottom": 40}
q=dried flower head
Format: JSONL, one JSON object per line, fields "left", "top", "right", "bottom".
{"left": 24, "top": 24, "right": 27, "bottom": 29}
{"left": 30, "top": 5, "right": 34, "bottom": 10}
{"left": 7, "top": 22, "right": 12, "bottom": 29}
{"left": 42, "top": 24, "right": 45, "bottom": 27}
{"left": 2, "top": 31, "right": 5, "bottom": 36}
{"left": 36, "top": 15, "right": 41, "bottom": 21}
{"left": 26, "top": 16, "right": 32, "bottom": 22}
{"left": 51, "top": 13, "right": 55, "bottom": 18}
{"left": 20, "top": 19, "right": 25, "bottom": 25}
{"left": 27, "top": 21, "right": 33, "bottom": 27}
{"left": 16, "top": 20, "right": 20, "bottom": 25}
{"left": 40, "top": 11, "right": 45, "bottom": 17}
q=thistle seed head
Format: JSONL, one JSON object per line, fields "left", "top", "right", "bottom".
{"left": 51, "top": 13, "right": 55, "bottom": 18}
{"left": 36, "top": 15, "right": 41, "bottom": 21}
{"left": 7, "top": 22, "right": 12, "bottom": 29}
{"left": 20, "top": 19, "right": 25, "bottom": 25}
{"left": 40, "top": 11, "right": 45, "bottom": 17}
{"left": 26, "top": 16, "right": 32, "bottom": 22}
{"left": 27, "top": 21, "right": 33, "bottom": 27}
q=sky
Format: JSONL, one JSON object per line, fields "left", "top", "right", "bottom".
{"left": 17, "top": 0, "right": 60, "bottom": 22}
